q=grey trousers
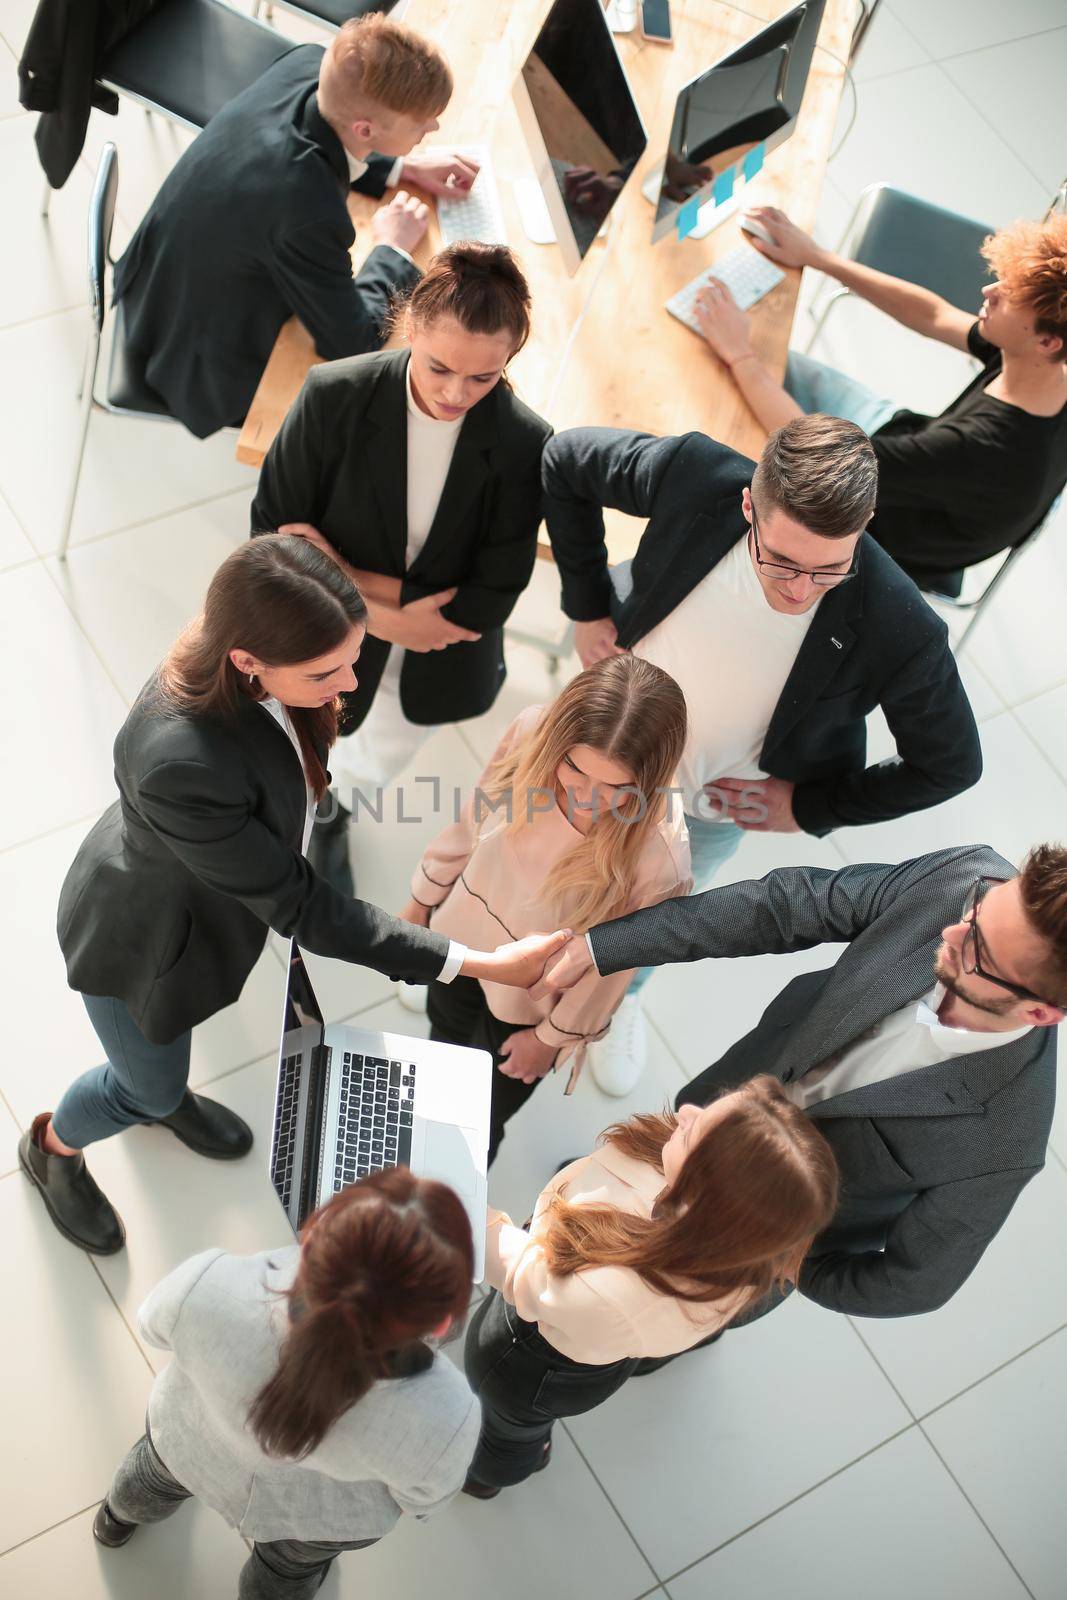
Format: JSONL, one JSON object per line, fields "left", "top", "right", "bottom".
{"left": 107, "top": 1430, "right": 378, "bottom": 1599}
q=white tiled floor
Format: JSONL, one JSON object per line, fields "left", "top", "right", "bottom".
{"left": 0, "top": 3, "right": 1064, "bottom": 1597}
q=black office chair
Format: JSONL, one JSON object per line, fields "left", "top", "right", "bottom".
{"left": 806, "top": 183, "right": 994, "bottom": 353}
{"left": 59, "top": 143, "right": 183, "bottom": 561}
{"left": 41, "top": 0, "right": 295, "bottom": 216}
{"left": 251, "top": 0, "right": 397, "bottom": 30}
{"left": 922, "top": 496, "right": 1063, "bottom": 657}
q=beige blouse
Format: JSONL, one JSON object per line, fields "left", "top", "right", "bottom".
{"left": 484, "top": 1143, "right": 748, "bottom": 1365}
{"left": 412, "top": 705, "right": 691, "bottom": 1089}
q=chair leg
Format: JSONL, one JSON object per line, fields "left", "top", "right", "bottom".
{"left": 59, "top": 385, "right": 95, "bottom": 562}
{"left": 805, "top": 286, "right": 850, "bottom": 354}
{"left": 41, "top": 179, "right": 52, "bottom": 218}
{"left": 952, "top": 548, "right": 1023, "bottom": 658}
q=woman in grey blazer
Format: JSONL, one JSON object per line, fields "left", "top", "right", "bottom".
{"left": 18, "top": 537, "right": 567, "bottom": 1256}
{"left": 94, "top": 1169, "right": 480, "bottom": 1599}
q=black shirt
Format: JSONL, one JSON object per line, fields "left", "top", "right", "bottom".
{"left": 870, "top": 323, "right": 1067, "bottom": 585}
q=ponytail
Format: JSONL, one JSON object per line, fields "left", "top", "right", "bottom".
{"left": 247, "top": 1170, "right": 473, "bottom": 1460}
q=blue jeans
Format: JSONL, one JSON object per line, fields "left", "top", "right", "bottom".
{"left": 784, "top": 350, "right": 898, "bottom": 435}
{"left": 50, "top": 994, "right": 192, "bottom": 1149}
{"left": 627, "top": 812, "right": 743, "bottom": 996}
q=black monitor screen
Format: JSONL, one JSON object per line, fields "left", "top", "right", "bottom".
{"left": 653, "top": 0, "right": 825, "bottom": 235}
{"left": 520, "top": 0, "right": 647, "bottom": 257}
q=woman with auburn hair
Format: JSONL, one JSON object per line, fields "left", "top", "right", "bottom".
{"left": 18, "top": 535, "right": 568, "bottom": 1258}
{"left": 94, "top": 1171, "right": 479, "bottom": 1597}
{"left": 462, "top": 1078, "right": 839, "bottom": 1496}
{"left": 251, "top": 239, "right": 552, "bottom": 897}
{"left": 399, "top": 654, "right": 692, "bottom": 1163}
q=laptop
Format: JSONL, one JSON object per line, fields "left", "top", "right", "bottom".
{"left": 268, "top": 940, "right": 492, "bottom": 1279}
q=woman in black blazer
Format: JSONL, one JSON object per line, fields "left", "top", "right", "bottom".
{"left": 250, "top": 242, "right": 552, "bottom": 893}
{"left": 19, "top": 537, "right": 567, "bottom": 1256}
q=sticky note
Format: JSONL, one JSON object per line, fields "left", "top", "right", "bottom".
{"left": 713, "top": 167, "right": 734, "bottom": 207}
{"left": 676, "top": 195, "right": 701, "bottom": 240}
{"left": 743, "top": 142, "right": 765, "bottom": 181}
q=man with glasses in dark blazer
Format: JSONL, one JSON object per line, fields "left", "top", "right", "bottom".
{"left": 541, "top": 413, "right": 982, "bottom": 1094}
{"left": 534, "top": 842, "right": 1065, "bottom": 1329}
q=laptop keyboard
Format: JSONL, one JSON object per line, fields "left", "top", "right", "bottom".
{"left": 334, "top": 1054, "right": 416, "bottom": 1190}
{"left": 271, "top": 1049, "right": 303, "bottom": 1212}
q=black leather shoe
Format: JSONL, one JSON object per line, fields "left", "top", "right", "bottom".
{"left": 18, "top": 1114, "right": 126, "bottom": 1255}
{"left": 153, "top": 1092, "right": 253, "bottom": 1160}
{"left": 93, "top": 1500, "right": 137, "bottom": 1547}
{"left": 307, "top": 796, "right": 354, "bottom": 897}
{"left": 463, "top": 1440, "right": 552, "bottom": 1499}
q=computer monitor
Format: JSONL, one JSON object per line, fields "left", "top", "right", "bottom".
{"left": 512, "top": 0, "right": 647, "bottom": 276}
{"left": 648, "top": 0, "right": 826, "bottom": 242}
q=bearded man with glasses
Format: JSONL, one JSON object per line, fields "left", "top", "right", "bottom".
{"left": 542, "top": 413, "right": 982, "bottom": 1093}
{"left": 535, "top": 843, "right": 1066, "bottom": 1326}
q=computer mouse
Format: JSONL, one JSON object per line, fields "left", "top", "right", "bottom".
{"left": 740, "top": 211, "right": 776, "bottom": 247}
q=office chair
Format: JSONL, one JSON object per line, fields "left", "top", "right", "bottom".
{"left": 250, "top": 0, "right": 396, "bottom": 28}
{"left": 921, "top": 496, "right": 1063, "bottom": 658}
{"left": 41, "top": 0, "right": 294, "bottom": 217}
{"left": 806, "top": 184, "right": 994, "bottom": 353}
{"left": 59, "top": 143, "right": 183, "bottom": 561}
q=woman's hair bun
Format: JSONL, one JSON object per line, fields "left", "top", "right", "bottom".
{"left": 395, "top": 239, "right": 533, "bottom": 355}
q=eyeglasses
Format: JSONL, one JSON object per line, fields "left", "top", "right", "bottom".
{"left": 750, "top": 508, "right": 858, "bottom": 588}
{"left": 960, "top": 876, "right": 1046, "bottom": 1004}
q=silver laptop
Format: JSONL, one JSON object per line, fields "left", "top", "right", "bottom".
{"left": 269, "top": 941, "right": 492, "bottom": 1279}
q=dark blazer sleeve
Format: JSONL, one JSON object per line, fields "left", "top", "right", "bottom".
{"left": 135, "top": 757, "right": 449, "bottom": 983}
{"left": 790, "top": 626, "right": 983, "bottom": 836}
{"left": 588, "top": 854, "right": 959, "bottom": 977}
{"left": 352, "top": 154, "right": 396, "bottom": 199}
{"left": 437, "top": 418, "right": 553, "bottom": 633}
{"left": 250, "top": 373, "right": 327, "bottom": 534}
{"left": 270, "top": 210, "right": 420, "bottom": 363}
{"left": 542, "top": 428, "right": 687, "bottom": 621}
{"left": 800, "top": 1164, "right": 1042, "bottom": 1317}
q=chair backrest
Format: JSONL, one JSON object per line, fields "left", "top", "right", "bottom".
{"left": 847, "top": 183, "right": 994, "bottom": 312}
{"left": 88, "top": 143, "right": 119, "bottom": 335}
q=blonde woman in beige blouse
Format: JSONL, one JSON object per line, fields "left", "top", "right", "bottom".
{"left": 462, "top": 1078, "right": 839, "bottom": 1497}
{"left": 399, "top": 655, "right": 691, "bottom": 1163}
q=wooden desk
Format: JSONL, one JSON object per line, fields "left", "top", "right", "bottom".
{"left": 237, "top": 0, "right": 858, "bottom": 561}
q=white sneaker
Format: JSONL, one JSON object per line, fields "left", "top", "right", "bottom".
{"left": 395, "top": 982, "right": 428, "bottom": 1014}
{"left": 589, "top": 994, "right": 646, "bottom": 1097}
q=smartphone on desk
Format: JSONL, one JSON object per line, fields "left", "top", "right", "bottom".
{"left": 640, "top": 0, "right": 672, "bottom": 44}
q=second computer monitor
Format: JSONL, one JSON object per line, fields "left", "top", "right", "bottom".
{"left": 649, "top": 0, "right": 826, "bottom": 243}
{"left": 512, "top": 0, "right": 647, "bottom": 276}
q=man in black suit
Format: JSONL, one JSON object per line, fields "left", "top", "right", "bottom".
{"left": 113, "top": 14, "right": 476, "bottom": 438}
{"left": 542, "top": 415, "right": 982, "bottom": 1093}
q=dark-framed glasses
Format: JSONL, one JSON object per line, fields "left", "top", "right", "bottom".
{"left": 750, "top": 507, "right": 858, "bottom": 588}
{"left": 960, "top": 876, "right": 1046, "bottom": 1004}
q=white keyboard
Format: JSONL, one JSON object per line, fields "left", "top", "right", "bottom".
{"left": 666, "top": 246, "right": 785, "bottom": 333}
{"left": 435, "top": 146, "right": 508, "bottom": 246}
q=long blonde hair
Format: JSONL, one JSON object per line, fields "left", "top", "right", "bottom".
{"left": 480, "top": 656, "right": 687, "bottom": 931}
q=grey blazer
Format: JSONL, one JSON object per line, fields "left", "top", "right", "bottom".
{"left": 139, "top": 1246, "right": 479, "bottom": 1542}
{"left": 589, "top": 846, "right": 1057, "bottom": 1319}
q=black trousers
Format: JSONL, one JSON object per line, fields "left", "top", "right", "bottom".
{"left": 427, "top": 976, "right": 551, "bottom": 1166}
{"left": 463, "top": 1289, "right": 638, "bottom": 1488}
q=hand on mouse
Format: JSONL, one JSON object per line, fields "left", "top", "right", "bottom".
{"left": 741, "top": 206, "right": 824, "bottom": 270}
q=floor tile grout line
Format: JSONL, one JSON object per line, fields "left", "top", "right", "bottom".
{"left": 87, "top": 1252, "right": 159, "bottom": 1379}
{"left": 0, "top": 808, "right": 101, "bottom": 859}
{"left": 0, "top": 1082, "right": 23, "bottom": 1134}
{"left": 1006, "top": 671, "right": 1067, "bottom": 716}
{"left": 917, "top": 1424, "right": 1037, "bottom": 1599}
{"left": 931, "top": 57, "right": 1053, "bottom": 202}
{"left": 656, "top": 1421, "right": 917, "bottom": 1587}
{"left": 0, "top": 299, "right": 86, "bottom": 338}
{"left": 36, "top": 557, "right": 133, "bottom": 710}
{"left": 844, "top": 1317, "right": 917, "bottom": 1420}
{"left": 917, "top": 1318, "right": 1067, "bottom": 1425}
{"left": 1005, "top": 704, "right": 1067, "bottom": 801}
{"left": 0, "top": 1499, "right": 102, "bottom": 1561}
{"left": 556, "top": 1420, "right": 663, "bottom": 1592}
{"left": 925, "top": 21, "right": 1067, "bottom": 70}
{"left": 30, "top": 476, "right": 256, "bottom": 564}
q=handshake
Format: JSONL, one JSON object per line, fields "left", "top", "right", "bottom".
{"left": 453, "top": 930, "right": 593, "bottom": 993}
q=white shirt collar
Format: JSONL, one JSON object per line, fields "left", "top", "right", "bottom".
{"left": 345, "top": 149, "right": 369, "bottom": 184}
{"left": 915, "top": 983, "right": 1032, "bottom": 1051}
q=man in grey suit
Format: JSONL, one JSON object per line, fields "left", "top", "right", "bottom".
{"left": 534, "top": 843, "right": 1065, "bottom": 1321}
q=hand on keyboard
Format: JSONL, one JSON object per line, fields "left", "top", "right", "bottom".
{"left": 691, "top": 276, "right": 753, "bottom": 367}
{"left": 372, "top": 190, "right": 430, "bottom": 255}
{"left": 399, "top": 150, "right": 481, "bottom": 198}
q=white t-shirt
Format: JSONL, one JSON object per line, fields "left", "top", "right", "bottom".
{"left": 333, "top": 360, "right": 464, "bottom": 791}
{"left": 634, "top": 537, "right": 820, "bottom": 818}
{"left": 784, "top": 983, "right": 1033, "bottom": 1109}
{"left": 259, "top": 697, "right": 316, "bottom": 853}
